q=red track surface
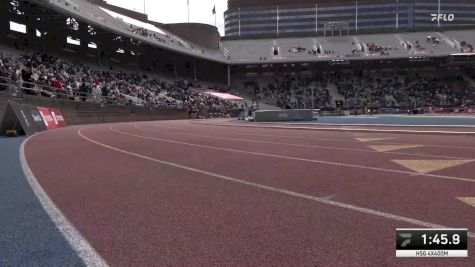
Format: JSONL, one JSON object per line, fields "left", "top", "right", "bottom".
{"left": 25, "top": 120, "right": 475, "bottom": 266}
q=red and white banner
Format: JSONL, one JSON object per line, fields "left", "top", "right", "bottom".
{"left": 37, "top": 107, "right": 67, "bottom": 129}
{"left": 49, "top": 108, "right": 67, "bottom": 128}
{"left": 37, "top": 107, "right": 57, "bottom": 130}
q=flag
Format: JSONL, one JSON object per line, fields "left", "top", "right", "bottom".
{"left": 212, "top": 5, "right": 216, "bottom": 15}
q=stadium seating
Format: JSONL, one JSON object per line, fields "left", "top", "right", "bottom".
{"left": 47, "top": 0, "right": 227, "bottom": 61}
{"left": 5, "top": 0, "right": 475, "bottom": 115}
{"left": 239, "top": 69, "right": 475, "bottom": 109}
{"left": 222, "top": 29, "right": 475, "bottom": 63}
{"left": 0, "top": 46, "right": 239, "bottom": 115}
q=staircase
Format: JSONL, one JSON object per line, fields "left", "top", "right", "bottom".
{"left": 385, "top": 95, "right": 399, "bottom": 106}
{"left": 326, "top": 84, "right": 345, "bottom": 108}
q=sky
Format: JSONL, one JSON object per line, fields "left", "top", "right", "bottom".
{"left": 107, "top": 0, "right": 227, "bottom": 36}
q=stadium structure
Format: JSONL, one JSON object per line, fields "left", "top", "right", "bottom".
{"left": 2, "top": 0, "right": 475, "bottom": 85}
{"left": 3, "top": 1, "right": 475, "bottom": 266}
{"left": 224, "top": 0, "right": 475, "bottom": 38}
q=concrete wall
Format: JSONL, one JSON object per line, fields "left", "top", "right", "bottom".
{"left": 4, "top": 94, "right": 188, "bottom": 125}
{"left": 254, "top": 109, "right": 313, "bottom": 122}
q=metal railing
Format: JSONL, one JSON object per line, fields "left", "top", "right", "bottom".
{"left": 219, "top": 42, "right": 231, "bottom": 59}
{"left": 0, "top": 75, "right": 188, "bottom": 110}
{"left": 0, "top": 76, "right": 92, "bottom": 100}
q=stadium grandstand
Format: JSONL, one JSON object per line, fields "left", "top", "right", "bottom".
{"left": 1, "top": 0, "right": 475, "bottom": 115}
{"left": 2, "top": 0, "right": 475, "bottom": 266}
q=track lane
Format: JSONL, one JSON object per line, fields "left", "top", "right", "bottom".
{"left": 162, "top": 121, "right": 475, "bottom": 155}
{"left": 83, "top": 124, "right": 475, "bottom": 231}
{"left": 114, "top": 124, "right": 475, "bottom": 180}
{"left": 137, "top": 123, "right": 475, "bottom": 183}
{"left": 20, "top": 126, "right": 456, "bottom": 266}
{"left": 191, "top": 120, "right": 475, "bottom": 135}
{"left": 189, "top": 120, "right": 475, "bottom": 150}
{"left": 136, "top": 124, "right": 475, "bottom": 160}
{"left": 24, "top": 122, "right": 475, "bottom": 266}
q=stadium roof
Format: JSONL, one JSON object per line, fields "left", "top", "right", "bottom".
{"left": 40, "top": 0, "right": 228, "bottom": 62}
{"left": 34, "top": 0, "right": 475, "bottom": 65}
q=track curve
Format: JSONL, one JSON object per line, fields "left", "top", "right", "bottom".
{"left": 24, "top": 120, "right": 475, "bottom": 266}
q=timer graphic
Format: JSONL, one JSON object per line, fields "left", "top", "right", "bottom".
{"left": 396, "top": 228, "right": 468, "bottom": 257}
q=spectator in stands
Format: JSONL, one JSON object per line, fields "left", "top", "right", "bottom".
{"left": 0, "top": 48, "right": 253, "bottom": 115}
{"left": 0, "top": 54, "right": 7, "bottom": 91}
{"left": 9, "top": 68, "right": 22, "bottom": 97}
{"left": 21, "top": 68, "right": 34, "bottom": 93}
{"left": 54, "top": 77, "right": 64, "bottom": 97}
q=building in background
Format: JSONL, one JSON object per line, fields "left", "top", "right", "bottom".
{"left": 224, "top": 0, "right": 475, "bottom": 38}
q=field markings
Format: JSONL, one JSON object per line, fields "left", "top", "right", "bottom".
{"left": 367, "top": 145, "right": 424, "bottom": 152}
{"left": 456, "top": 197, "right": 475, "bottom": 208}
{"left": 356, "top": 137, "right": 396, "bottom": 142}
{"left": 392, "top": 159, "right": 475, "bottom": 174}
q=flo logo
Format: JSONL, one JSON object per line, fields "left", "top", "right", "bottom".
{"left": 430, "top": 13, "right": 455, "bottom": 22}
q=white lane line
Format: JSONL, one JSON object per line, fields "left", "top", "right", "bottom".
{"left": 381, "top": 114, "right": 475, "bottom": 119}
{"left": 134, "top": 124, "right": 470, "bottom": 160}
{"left": 339, "top": 116, "right": 380, "bottom": 119}
{"left": 77, "top": 127, "right": 475, "bottom": 239}
{"left": 265, "top": 122, "right": 475, "bottom": 128}
{"left": 20, "top": 135, "right": 109, "bottom": 267}
{"left": 192, "top": 121, "right": 475, "bottom": 135}
{"left": 189, "top": 122, "right": 475, "bottom": 150}
{"left": 109, "top": 126, "right": 475, "bottom": 184}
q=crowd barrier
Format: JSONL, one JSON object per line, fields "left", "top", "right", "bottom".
{"left": 0, "top": 101, "right": 67, "bottom": 136}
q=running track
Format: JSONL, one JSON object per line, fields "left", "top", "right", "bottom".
{"left": 24, "top": 119, "right": 475, "bottom": 266}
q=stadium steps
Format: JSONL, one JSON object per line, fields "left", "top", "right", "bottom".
{"left": 385, "top": 95, "right": 399, "bottom": 107}
{"left": 326, "top": 84, "right": 345, "bottom": 108}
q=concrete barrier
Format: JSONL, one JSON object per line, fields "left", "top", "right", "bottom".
{"left": 3, "top": 95, "right": 189, "bottom": 125}
{"left": 254, "top": 109, "right": 314, "bottom": 122}
{"left": 319, "top": 110, "right": 346, "bottom": 116}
